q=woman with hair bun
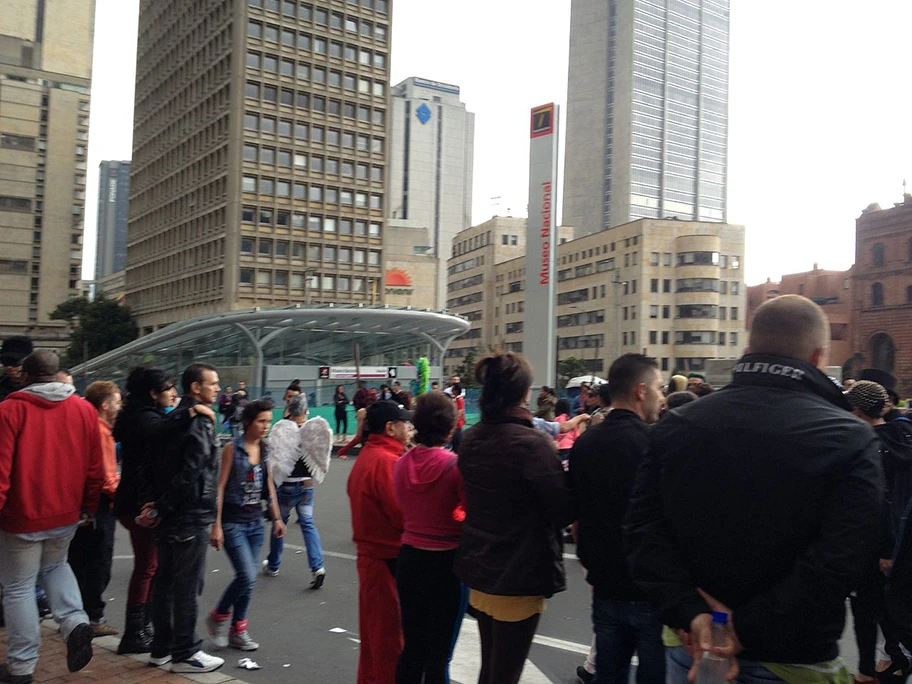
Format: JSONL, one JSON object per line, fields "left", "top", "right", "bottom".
{"left": 454, "top": 352, "right": 573, "bottom": 684}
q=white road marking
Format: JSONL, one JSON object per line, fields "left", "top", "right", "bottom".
{"left": 451, "top": 617, "right": 552, "bottom": 684}
{"left": 531, "top": 633, "right": 590, "bottom": 655}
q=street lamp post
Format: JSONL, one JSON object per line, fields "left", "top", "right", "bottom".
{"left": 303, "top": 268, "right": 316, "bottom": 305}
{"left": 71, "top": 315, "right": 88, "bottom": 386}
{"left": 612, "top": 274, "right": 628, "bottom": 363}
{"left": 570, "top": 304, "right": 586, "bottom": 372}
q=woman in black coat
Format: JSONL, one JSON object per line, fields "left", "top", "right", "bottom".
{"left": 454, "top": 352, "right": 573, "bottom": 684}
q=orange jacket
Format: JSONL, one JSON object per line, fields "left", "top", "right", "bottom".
{"left": 99, "top": 418, "right": 120, "bottom": 498}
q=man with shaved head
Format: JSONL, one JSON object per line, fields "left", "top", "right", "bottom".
{"left": 0, "top": 350, "right": 104, "bottom": 681}
{"left": 625, "top": 295, "right": 883, "bottom": 683}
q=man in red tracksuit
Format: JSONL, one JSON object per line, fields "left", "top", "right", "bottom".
{"left": 348, "top": 400, "right": 412, "bottom": 684}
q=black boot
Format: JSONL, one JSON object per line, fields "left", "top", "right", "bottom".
{"left": 116, "top": 604, "right": 151, "bottom": 655}
{"left": 141, "top": 602, "right": 154, "bottom": 642}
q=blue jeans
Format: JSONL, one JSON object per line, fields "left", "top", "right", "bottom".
{"left": 216, "top": 520, "right": 265, "bottom": 624}
{"left": 666, "top": 646, "right": 785, "bottom": 684}
{"left": 0, "top": 529, "right": 88, "bottom": 676}
{"left": 592, "top": 598, "right": 665, "bottom": 684}
{"left": 267, "top": 482, "right": 324, "bottom": 573}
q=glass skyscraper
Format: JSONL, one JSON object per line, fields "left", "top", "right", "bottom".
{"left": 563, "top": 0, "right": 729, "bottom": 237}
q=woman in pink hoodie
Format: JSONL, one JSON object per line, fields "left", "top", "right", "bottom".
{"left": 393, "top": 391, "right": 466, "bottom": 684}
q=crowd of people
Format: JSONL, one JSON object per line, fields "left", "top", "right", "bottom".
{"left": 0, "top": 292, "right": 911, "bottom": 684}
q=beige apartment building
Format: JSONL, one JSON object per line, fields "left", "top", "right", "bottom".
{"left": 128, "top": 0, "right": 391, "bottom": 332}
{"left": 0, "top": 0, "right": 95, "bottom": 347}
{"left": 445, "top": 218, "right": 746, "bottom": 379}
{"left": 444, "top": 216, "right": 573, "bottom": 369}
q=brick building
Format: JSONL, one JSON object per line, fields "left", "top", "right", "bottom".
{"left": 746, "top": 265, "right": 854, "bottom": 369}
{"left": 852, "top": 196, "right": 912, "bottom": 396}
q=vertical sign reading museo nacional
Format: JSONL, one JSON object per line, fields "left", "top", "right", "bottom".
{"left": 523, "top": 103, "right": 559, "bottom": 386}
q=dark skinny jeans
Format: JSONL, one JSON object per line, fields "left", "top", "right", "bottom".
{"left": 473, "top": 608, "right": 540, "bottom": 684}
{"left": 118, "top": 514, "right": 158, "bottom": 605}
{"left": 395, "top": 545, "right": 466, "bottom": 684}
{"left": 335, "top": 408, "right": 348, "bottom": 435}
{"left": 150, "top": 527, "right": 208, "bottom": 662}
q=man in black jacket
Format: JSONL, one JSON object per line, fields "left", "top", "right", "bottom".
{"left": 138, "top": 363, "right": 224, "bottom": 674}
{"left": 570, "top": 354, "right": 665, "bottom": 684}
{"left": 625, "top": 295, "right": 883, "bottom": 683}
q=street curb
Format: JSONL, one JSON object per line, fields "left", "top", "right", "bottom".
{"left": 74, "top": 628, "right": 257, "bottom": 684}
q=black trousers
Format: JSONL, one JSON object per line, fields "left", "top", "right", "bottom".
{"left": 851, "top": 566, "right": 885, "bottom": 677}
{"left": 395, "top": 546, "right": 466, "bottom": 684}
{"left": 150, "top": 527, "right": 208, "bottom": 662}
{"left": 68, "top": 497, "right": 117, "bottom": 622}
{"left": 335, "top": 409, "right": 348, "bottom": 435}
{"left": 884, "top": 516, "right": 912, "bottom": 667}
{"left": 474, "top": 607, "right": 541, "bottom": 684}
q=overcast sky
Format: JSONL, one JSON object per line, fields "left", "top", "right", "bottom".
{"left": 81, "top": 0, "right": 912, "bottom": 286}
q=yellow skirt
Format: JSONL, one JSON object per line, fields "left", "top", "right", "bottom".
{"left": 469, "top": 589, "right": 546, "bottom": 623}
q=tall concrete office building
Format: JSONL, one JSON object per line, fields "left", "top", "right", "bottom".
{"left": 95, "top": 160, "right": 129, "bottom": 280}
{"left": 388, "top": 77, "right": 474, "bottom": 309}
{"left": 563, "top": 0, "right": 729, "bottom": 236}
{"left": 128, "top": 0, "right": 391, "bottom": 332}
{"left": 0, "top": 0, "right": 95, "bottom": 346}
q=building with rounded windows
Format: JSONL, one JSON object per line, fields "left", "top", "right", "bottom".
{"left": 445, "top": 217, "right": 745, "bottom": 380}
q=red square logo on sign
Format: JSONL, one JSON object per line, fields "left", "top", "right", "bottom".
{"left": 530, "top": 103, "right": 555, "bottom": 139}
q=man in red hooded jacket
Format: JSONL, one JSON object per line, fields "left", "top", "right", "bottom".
{"left": 348, "top": 400, "right": 412, "bottom": 684}
{"left": 0, "top": 351, "right": 103, "bottom": 683}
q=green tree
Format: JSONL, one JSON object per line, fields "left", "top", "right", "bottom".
{"left": 50, "top": 295, "right": 139, "bottom": 367}
{"left": 452, "top": 349, "right": 478, "bottom": 389}
{"left": 557, "top": 357, "right": 589, "bottom": 389}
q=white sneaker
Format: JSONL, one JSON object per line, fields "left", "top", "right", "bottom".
{"left": 148, "top": 654, "right": 172, "bottom": 667}
{"left": 229, "top": 630, "right": 259, "bottom": 651}
{"left": 170, "top": 650, "right": 224, "bottom": 673}
{"left": 206, "top": 612, "right": 230, "bottom": 648}
{"left": 261, "top": 559, "right": 279, "bottom": 577}
{"left": 310, "top": 567, "right": 326, "bottom": 590}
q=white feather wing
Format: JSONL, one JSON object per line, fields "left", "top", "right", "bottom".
{"left": 266, "top": 420, "right": 303, "bottom": 486}
{"left": 299, "top": 416, "right": 333, "bottom": 483}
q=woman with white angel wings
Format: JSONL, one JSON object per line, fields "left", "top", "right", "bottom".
{"left": 261, "top": 393, "right": 333, "bottom": 589}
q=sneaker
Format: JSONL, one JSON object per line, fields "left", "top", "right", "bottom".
{"left": 0, "top": 662, "right": 34, "bottom": 684}
{"left": 206, "top": 610, "right": 230, "bottom": 648}
{"left": 65, "top": 623, "right": 94, "bottom": 673}
{"left": 170, "top": 650, "right": 224, "bottom": 674}
{"left": 148, "top": 654, "right": 172, "bottom": 667}
{"left": 310, "top": 567, "right": 326, "bottom": 590}
{"left": 90, "top": 619, "right": 119, "bottom": 638}
{"left": 229, "top": 630, "right": 259, "bottom": 651}
{"left": 261, "top": 559, "right": 279, "bottom": 577}
{"left": 576, "top": 665, "right": 594, "bottom": 684}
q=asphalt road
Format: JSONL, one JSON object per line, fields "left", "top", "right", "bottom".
{"left": 103, "top": 455, "right": 861, "bottom": 684}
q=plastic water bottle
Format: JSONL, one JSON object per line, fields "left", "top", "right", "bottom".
{"left": 694, "top": 611, "right": 730, "bottom": 684}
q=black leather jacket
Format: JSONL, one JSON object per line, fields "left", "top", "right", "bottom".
{"left": 152, "top": 397, "right": 219, "bottom": 532}
{"left": 625, "top": 354, "right": 883, "bottom": 665}
{"left": 112, "top": 403, "right": 192, "bottom": 518}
